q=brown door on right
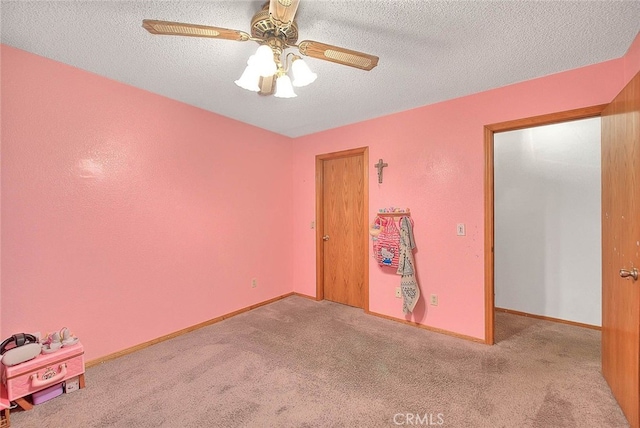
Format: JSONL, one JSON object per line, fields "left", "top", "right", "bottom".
{"left": 601, "top": 71, "right": 640, "bottom": 428}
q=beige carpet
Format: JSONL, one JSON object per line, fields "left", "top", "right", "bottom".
{"left": 11, "top": 296, "right": 628, "bottom": 427}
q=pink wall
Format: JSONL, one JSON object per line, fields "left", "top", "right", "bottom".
{"left": 291, "top": 55, "right": 630, "bottom": 340}
{"left": 2, "top": 31, "right": 639, "bottom": 361}
{"left": 1, "top": 46, "right": 294, "bottom": 361}
{"left": 624, "top": 31, "right": 640, "bottom": 81}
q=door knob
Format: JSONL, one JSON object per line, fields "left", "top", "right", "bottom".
{"left": 619, "top": 268, "right": 638, "bottom": 281}
{"left": 322, "top": 235, "right": 330, "bottom": 241}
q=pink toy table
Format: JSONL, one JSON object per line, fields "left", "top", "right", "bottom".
{"left": 1, "top": 342, "right": 85, "bottom": 414}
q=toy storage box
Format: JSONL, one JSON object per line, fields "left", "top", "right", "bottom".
{"left": 32, "top": 383, "right": 63, "bottom": 405}
{"left": 64, "top": 376, "right": 80, "bottom": 394}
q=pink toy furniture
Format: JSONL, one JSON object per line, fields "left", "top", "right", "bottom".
{"left": 1, "top": 342, "right": 85, "bottom": 417}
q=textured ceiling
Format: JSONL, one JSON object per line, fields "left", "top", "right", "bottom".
{"left": 2, "top": 1, "right": 639, "bottom": 137}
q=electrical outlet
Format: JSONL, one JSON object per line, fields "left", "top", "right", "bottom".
{"left": 430, "top": 294, "right": 438, "bottom": 306}
{"left": 251, "top": 278, "right": 257, "bottom": 288}
{"left": 395, "top": 287, "right": 402, "bottom": 298}
{"left": 456, "top": 223, "right": 466, "bottom": 236}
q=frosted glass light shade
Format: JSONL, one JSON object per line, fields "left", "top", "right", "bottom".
{"left": 251, "top": 45, "right": 277, "bottom": 77}
{"left": 274, "top": 75, "right": 297, "bottom": 98}
{"left": 291, "top": 58, "right": 317, "bottom": 87}
{"left": 234, "top": 64, "right": 260, "bottom": 92}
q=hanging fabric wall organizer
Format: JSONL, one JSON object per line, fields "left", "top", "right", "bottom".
{"left": 370, "top": 208, "right": 410, "bottom": 268}
{"left": 370, "top": 208, "right": 421, "bottom": 313}
{"left": 371, "top": 216, "right": 401, "bottom": 268}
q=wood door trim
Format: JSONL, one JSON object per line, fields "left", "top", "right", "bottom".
{"left": 484, "top": 104, "right": 607, "bottom": 345}
{"left": 484, "top": 126, "right": 495, "bottom": 345}
{"left": 315, "top": 147, "right": 369, "bottom": 311}
{"left": 485, "top": 104, "right": 608, "bottom": 132}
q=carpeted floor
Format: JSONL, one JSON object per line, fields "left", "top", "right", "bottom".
{"left": 10, "top": 296, "right": 628, "bottom": 427}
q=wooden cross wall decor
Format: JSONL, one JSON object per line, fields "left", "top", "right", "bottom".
{"left": 374, "top": 158, "right": 388, "bottom": 183}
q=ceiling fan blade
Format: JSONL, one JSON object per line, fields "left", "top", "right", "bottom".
{"left": 297, "top": 40, "right": 379, "bottom": 71}
{"left": 142, "top": 20, "right": 250, "bottom": 42}
{"left": 269, "top": 0, "right": 300, "bottom": 28}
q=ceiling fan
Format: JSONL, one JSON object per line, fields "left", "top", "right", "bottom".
{"left": 142, "top": 0, "right": 379, "bottom": 98}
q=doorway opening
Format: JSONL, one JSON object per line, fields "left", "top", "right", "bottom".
{"left": 484, "top": 105, "right": 607, "bottom": 344}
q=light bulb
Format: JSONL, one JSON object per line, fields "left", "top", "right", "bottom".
{"left": 234, "top": 64, "right": 260, "bottom": 92}
{"left": 274, "top": 74, "right": 297, "bottom": 98}
{"left": 291, "top": 58, "right": 317, "bottom": 87}
{"left": 252, "top": 45, "right": 277, "bottom": 77}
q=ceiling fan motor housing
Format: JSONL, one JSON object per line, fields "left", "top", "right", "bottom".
{"left": 251, "top": 2, "right": 299, "bottom": 45}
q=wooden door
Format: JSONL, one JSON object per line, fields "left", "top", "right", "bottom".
{"left": 602, "top": 71, "right": 640, "bottom": 428}
{"left": 315, "top": 147, "right": 368, "bottom": 309}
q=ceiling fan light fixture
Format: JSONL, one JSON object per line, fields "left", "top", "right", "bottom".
{"left": 274, "top": 74, "right": 297, "bottom": 98}
{"left": 252, "top": 44, "right": 278, "bottom": 77}
{"left": 235, "top": 65, "right": 261, "bottom": 92}
{"left": 142, "top": 2, "right": 379, "bottom": 99}
{"left": 291, "top": 57, "right": 317, "bottom": 87}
